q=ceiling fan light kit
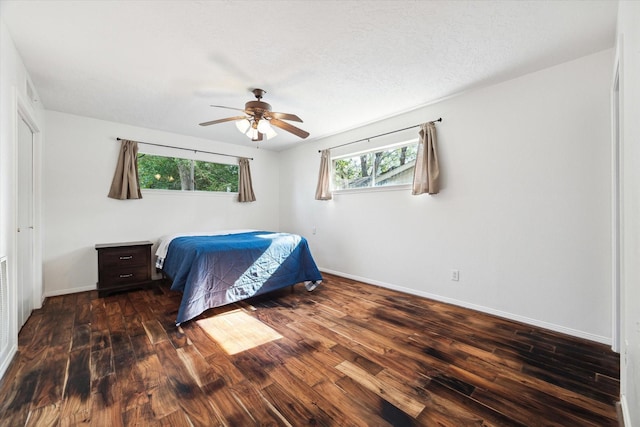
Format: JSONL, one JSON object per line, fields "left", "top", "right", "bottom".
{"left": 257, "top": 120, "right": 278, "bottom": 139}
{"left": 235, "top": 118, "right": 250, "bottom": 134}
{"left": 199, "top": 88, "right": 309, "bottom": 142}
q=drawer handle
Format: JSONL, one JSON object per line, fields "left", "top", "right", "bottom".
{"left": 119, "top": 256, "right": 133, "bottom": 260}
{"left": 119, "top": 274, "right": 134, "bottom": 278}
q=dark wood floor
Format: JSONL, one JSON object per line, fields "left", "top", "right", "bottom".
{"left": 0, "top": 273, "right": 620, "bottom": 426}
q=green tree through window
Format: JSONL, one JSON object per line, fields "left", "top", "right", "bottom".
{"left": 137, "top": 153, "right": 239, "bottom": 192}
{"left": 333, "top": 141, "right": 418, "bottom": 190}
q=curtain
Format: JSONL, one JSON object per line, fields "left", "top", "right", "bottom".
{"left": 315, "top": 149, "right": 332, "bottom": 200}
{"left": 238, "top": 157, "right": 256, "bottom": 202}
{"left": 108, "top": 139, "right": 142, "bottom": 200}
{"left": 412, "top": 122, "right": 440, "bottom": 195}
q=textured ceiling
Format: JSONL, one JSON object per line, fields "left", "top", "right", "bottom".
{"left": 1, "top": 1, "right": 617, "bottom": 151}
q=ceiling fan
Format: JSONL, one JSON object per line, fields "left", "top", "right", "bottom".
{"left": 199, "top": 88, "right": 309, "bottom": 141}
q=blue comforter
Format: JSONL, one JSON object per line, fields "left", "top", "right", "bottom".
{"left": 162, "top": 231, "right": 322, "bottom": 324}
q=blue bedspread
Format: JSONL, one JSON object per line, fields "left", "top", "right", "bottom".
{"left": 162, "top": 231, "right": 322, "bottom": 324}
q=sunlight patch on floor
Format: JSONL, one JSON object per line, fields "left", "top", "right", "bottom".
{"left": 196, "top": 309, "right": 282, "bottom": 355}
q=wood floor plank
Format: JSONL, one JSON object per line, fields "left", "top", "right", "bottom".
{"left": 60, "top": 348, "right": 91, "bottom": 420}
{"left": 71, "top": 324, "right": 91, "bottom": 351}
{"left": 201, "top": 380, "right": 257, "bottom": 425}
{"left": 334, "top": 374, "right": 416, "bottom": 426}
{"left": 117, "top": 296, "right": 137, "bottom": 318}
{"left": 312, "top": 379, "right": 394, "bottom": 427}
{"left": 153, "top": 340, "right": 220, "bottom": 427}
{"left": 493, "top": 361, "right": 619, "bottom": 421}
{"left": 336, "top": 360, "right": 425, "bottom": 418}
{"left": 231, "top": 348, "right": 279, "bottom": 389}
{"left": 440, "top": 364, "right": 608, "bottom": 426}
{"left": 285, "top": 320, "right": 337, "bottom": 349}
{"left": 17, "top": 311, "right": 43, "bottom": 348}
{"left": 330, "top": 343, "right": 384, "bottom": 375}
{"left": 113, "top": 350, "right": 148, "bottom": 411}
{"left": 91, "top": 373, "right": 124, "bottom": 427}
{"left": 136, "top": 354, "right": 165, "bottom": 391}
{"left": 121, "top": 402, "right": 159, "bottom": 427}
{"left": 110, "top": 330, "right": 134, "bottom": 360}
{"left": 227, "top": 380, "right": 291, "bottom": 426}
{"left": 282, "top": 340, "right": 345, "bottom": 384}
{"left": 156, "top": 409, "right": 192, "bottom": 427}
{"left": 261, "top": 381, "right": 333, "bottom": 426}
{"left": 160, "top": 315, "right": 191, "bottom": 348}
{"left": 146, "top": 377, "right": 181, "bottom": 419}
{"left": 90, "top": 347, "right": 114, "bottom": 381}
{"left": 24, "top": 403, "right": 60, "bottom": 427}
{"left": 124, "top": 315, "right": 147, "bottom": 338}
{"left": 181, "top": 322, "right": 222, "bottom": 359}
{"left": 129, "top": 333, "right": 155, "bottom": 360}
{"left": 0, "top": 273, "right": 620, "bottom": 426}
{"left": 418, "top": 378, "right": 526, "bottom": 427}
{"left": 142, "top": 319, "right": 169, "bottom": 345}
{"left": 268, "top": 364, "right": 363, "bottom": 427}
{"left": 74, "top": 301, "right": 92, "bottom": 325}
{"left": 0, "top": 367, "right": 40, "bottom": 427}
{"left": 30, "top": 344, "right": 69, "bottom": 410}
{"left": 204, "top": 352, "right": 248, "bottom": 386}
{"left": 90, "top": 328, "right": 111, "bottom": 352}
{"left": 491, "top": 374, "right": 617, "bottom": 426}
{"left": 176, "top": 345, "right": 220, "bottom": 388}
{"left": 519, "top": 357, "right": 620, "bottom": 405}
{"left": 90, "top": 301, "right": 109, "bottom": 332}
{"left": 267, "top": 341, "right": 327, "bottom": 387}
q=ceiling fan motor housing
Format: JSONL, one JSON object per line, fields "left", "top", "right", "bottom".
{"left": 246, "top": 88, "right": 271, "bottom": 120}
{"left": 245, "top": 100, "right": 272, "bottom": 116}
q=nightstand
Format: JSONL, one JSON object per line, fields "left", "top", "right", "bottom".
{"left": 95, "top": 241, "right": 153, "bottom": 297}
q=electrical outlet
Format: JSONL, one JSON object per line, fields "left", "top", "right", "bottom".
{"left": 312, "top": 226, "right": 317, "bottom": 235}
{"left": 451, "top": 269, "right": 459, "bottom": 281}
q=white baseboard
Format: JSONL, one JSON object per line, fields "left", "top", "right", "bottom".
{"left": 44, "top": 284, "right": 96, "bottom": 298}
{"left": 320, "top": 268, "right": 611, "bottom": 346}
{"left": 620, "top": 394, "right": 632, "bottom": 427}
{"left": 0, "top": 344, "right": 17, "bottom": 382}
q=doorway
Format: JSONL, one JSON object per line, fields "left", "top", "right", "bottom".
{"left": 611, "top": 60, "right": 622, "bottom": 353}
{"left": 17, "top": 115, "right": 35, "bottom": 329}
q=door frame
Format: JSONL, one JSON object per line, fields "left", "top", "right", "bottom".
{"left": 13, "top": 88, "right": 42, "bottom": 325}
{"left": 610, "top": 46, "right": 622, "bottom": 354}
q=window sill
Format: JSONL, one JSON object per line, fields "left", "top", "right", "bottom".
{"left": 141, "top": 189, "right": 238, "bottom": 198}
{"left": 332, "top": 184, "right": 411, "bottom": 195}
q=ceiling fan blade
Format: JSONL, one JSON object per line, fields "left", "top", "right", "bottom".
{"left": 267, "top": 111, "right": 303, "bottom": 122}
{"left": 199, "top": 116, "right": 247, "bottom": 126}
{"left": 210, "top": 104, "right": 246, "bottom": 112}
{"left": 270, "top": 118, "right": 310, "bottom": 139}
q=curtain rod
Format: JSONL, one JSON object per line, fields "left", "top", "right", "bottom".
{"left": 116, "top": 138, "right": 253, "bottom": 160}
{"left": 319, "top": 118, "right": 442, "bottom": 152}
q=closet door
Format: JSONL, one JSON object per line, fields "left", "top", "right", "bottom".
{"left": 17, "top": 116, "right": 35, "bottom": 329}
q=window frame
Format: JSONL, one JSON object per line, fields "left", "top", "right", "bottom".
{"left": 330, "top": 138, "right": 419, "bottom": 194}
{"left": 137, "top": 151, "right": 240, "bottom": 195}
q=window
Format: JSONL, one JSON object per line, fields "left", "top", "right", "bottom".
{"left": 137, "top": 153, "right": 239, "bottom": 192}
{"left": 332, "top": 140, "right": 418, "bottom": 190}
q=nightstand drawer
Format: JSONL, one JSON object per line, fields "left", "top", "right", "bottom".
{"left": 99, "top": 246, "right": 148, "bottom": 268}
{"left": 100, "top": 264, "right": 150, "bottom": 287}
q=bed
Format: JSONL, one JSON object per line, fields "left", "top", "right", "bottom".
{"left": 156, "top": 230, "right": 322, "bottom": 324}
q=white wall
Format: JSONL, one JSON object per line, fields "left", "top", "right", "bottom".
{"left": 42, "top": 111, "right": 281, "bottom": 296}
{"left": 0, "top": 19, "right": 44, "bottom": 379}
{"left": 280, "top": 49, "right": 613, "bottom": 344}
{"left": 617, "top": 1, "right": 640, "bottom": 425}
